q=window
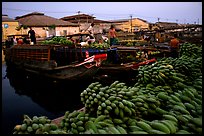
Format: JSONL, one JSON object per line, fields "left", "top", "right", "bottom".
{"left": 63, "top": 30, "right": 67, "bottom": 36}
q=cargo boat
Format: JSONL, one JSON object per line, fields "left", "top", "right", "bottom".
{"left": 5, "top": 44, "right": 107, "bottom": 81}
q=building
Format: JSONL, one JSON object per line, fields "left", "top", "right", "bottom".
{"left": 154, "top": 22, "right": 178, "bottom": 30}
{"left": 15, "top": 12, "right": 79, "bottom": 38}
{"left": 110, "top": 18, "right": 150, "bottom": 32}
{"left": 2, "top": 14, "right": 20, "bottom": 42}
{"left": 60, "top": 13, "right": 112, "bottom": 34}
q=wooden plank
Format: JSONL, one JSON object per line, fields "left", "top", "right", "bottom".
{"left": 47, "top": 49, "right": 50, "bottom": 61}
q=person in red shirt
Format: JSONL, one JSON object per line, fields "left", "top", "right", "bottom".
{"left": 170, "top": 35, "right": 179, "bottom": 48}
{"left": 169, "top": 34, "right": 180, "bottom": 58}
{"left": 16, "top": 38, "right": 23, "bottom": 45}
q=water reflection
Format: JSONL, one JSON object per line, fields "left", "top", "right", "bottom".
{"left": 5, "top": 66, "right": 93, "bottom": 113}
{"left": 5, "top": 63, "right": 138, "bottom": 113}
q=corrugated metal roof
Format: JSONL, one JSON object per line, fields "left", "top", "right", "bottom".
{"left": 109, "top": 18, "right": 149, "bottom": 23}
{"left": 15, "top": 12, "right": 79, "bottom": 27}
{"left": 155, "top": 22, "right": 178, "bottom": 28}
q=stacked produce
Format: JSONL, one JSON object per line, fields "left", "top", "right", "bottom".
{"left": 41, "top": 36, "right": 74, "bottom": 46}
{"left": 149, "top": 50, "right": 161, "bottom": 55}
{"left": 85, "top": 42, "right": 110, "bottom": 50}
{"left": 12, "top": 115, "right": 66, "bottom": 134}
{"left": 179, "top": 42, "right": 202, "bottom": 58}
{"left": 119, "top": 40, "right": 148, "bottom": 46}
{"left": 12, "top": 43, "right": 202, "bottom": 134}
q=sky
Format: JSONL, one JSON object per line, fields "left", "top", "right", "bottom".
{"left": 2, "top": 2, "right": 202, "bottom": 24}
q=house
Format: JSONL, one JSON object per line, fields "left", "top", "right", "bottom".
{"left": 110, "top": 18, "right": 150, "bottom": 32}
{"left": 15, "top": 12, "right": 79, "bottom": 38}
{"left": 154, "top": 22, "right": 178, "bottom": 30}
{"left": 60, "top": 13, "right": 112, "bottom": 34}
{"left": 153, "top": 22, "right": 180, "bottom": 42}
{"left": 2, "top": 14, "right": 20, "bottom": 42}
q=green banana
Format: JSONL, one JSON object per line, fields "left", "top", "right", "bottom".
{"left": 136, "top": 121, "right": 152, "bottom": 132}
{"left": 155, "top": 107, "right": 168, "bottom": 115}
{"left": 151, "top": 121, "right": 171, "bottom": 134}
{"left": 116, "top": 126, "right": 127, "bottom": 134}
{"left": 163, "top": 114, "right": 178, "bottom": 123}
{"left": 148, "top": 129, "right": 166, "bottom": 134}
{"left": 160, "top": 120, "right": 177, "bottom": 134}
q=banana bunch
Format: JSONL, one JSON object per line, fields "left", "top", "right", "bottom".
{"left": 81, "top": 81, "right": 137, "bottom": 121}
{"left": 82, "top": 115, "right": 128, "bottom": 134}
{"left": 59, "top": 110, "right": 90, "bottom": 134}
{"left": 149, "top": 50, "right": 161, "bottom": 55}
{"left": 137, "top": 61, "right": 185, "bottom": 88}
{"left": 126, "top": 42, "right": 134, "bottom": 46}
{"left": 80, "top": 82, "right": 103, "bottom": 116}
{"left": 163, "top": 56, "right": 202, "bottom": 82}
{"left": 13, "top": 115, "right": 66, "bottom": 134}
{"left": 167, "top": 87, "right": 202, "bottom": 116}
{"left": 125, "top": 118, "right": 178, "bottom": 134}
{"left": 130, "top": 93, "right": 162, "bottom": 119}
{"left": 179, "top": 42, "right": 202, "bottom": 58}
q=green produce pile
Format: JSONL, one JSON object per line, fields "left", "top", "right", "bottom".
{"left": 41, "top": 36, "right": 74, "bottom": 46}
{"left": 119, "top": 40, "right": 149, "bottom": 47}
{"left": 13, "top": 115, "right": 66, "bottom": 134}
{"left": 85, "top": 42, "right": 110, "bottom": 50}
{"left": 12, "top": 43, "right": 202, "bottom": 134}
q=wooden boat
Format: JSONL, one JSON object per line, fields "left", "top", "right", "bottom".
{"left": 95, "top": 58, "right": 157, "bottom": 82}
{"left": 5, "top": 44, "right": 107, "bottom": 81}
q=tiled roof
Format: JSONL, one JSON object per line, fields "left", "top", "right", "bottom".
{"left": 60, "top": 14, "right": 111, "bottom": 24}
{"left": 15, "top": 12, "right": 78, "bottom": 27}
{"left": 60, "top": 14, "right": 95, "bottom": 20}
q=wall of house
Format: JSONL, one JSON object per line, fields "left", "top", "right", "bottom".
{"left": 20, "top": 26, "right": 80, "bottom": 38}
{"left": 116, "top": 19, "right": 149, "bottom": 32}
{"left": 17, "top": 27, "right": 46, "bottom": 38}
{"left": 55, "top": 26, "right": 79, "bottom": 36}
{"left": 2, "top": 21, "right": 20, "bottom": 41}
{"left": 33, "top": 27, "right": 47, "bottom": 38}
{"left": 80, "top": 23, "right": 111, "bottom": 34}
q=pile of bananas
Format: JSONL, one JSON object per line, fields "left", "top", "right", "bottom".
{"left": 12, "top": 115, "right": 66, "bottom": 134}
{"left": 59, "top": 110, "right": 89, "bottom": 134}
{"left": 13, "top": 43, "right": 202, "bottom": 134}
{"left": 179, "top": 42, "right": 202, "bottom": 58}
{"left": 149, "top": 50, "right": 161, "bottom": 55}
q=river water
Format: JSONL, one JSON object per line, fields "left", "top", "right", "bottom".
{"left": 2, "top": 62, "right": 137, "bottom": 135}
{"left": 2, "top": 62, "right": 95, "bottom": 135}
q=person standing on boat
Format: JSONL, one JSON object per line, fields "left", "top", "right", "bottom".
{"left": 28, "top": 27, "right": 36, "bottom": 44}
{"left": 86, "top": 23, "right": 96, "bottom": 44}
{"left": 87, "top": 23, "right": 95, "bottom": 38}
{"left": 108, "top": 25, "right": 117, "bottom": 46}
{"left": 169, "top": 33, "right": 180, "bottom": 58}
